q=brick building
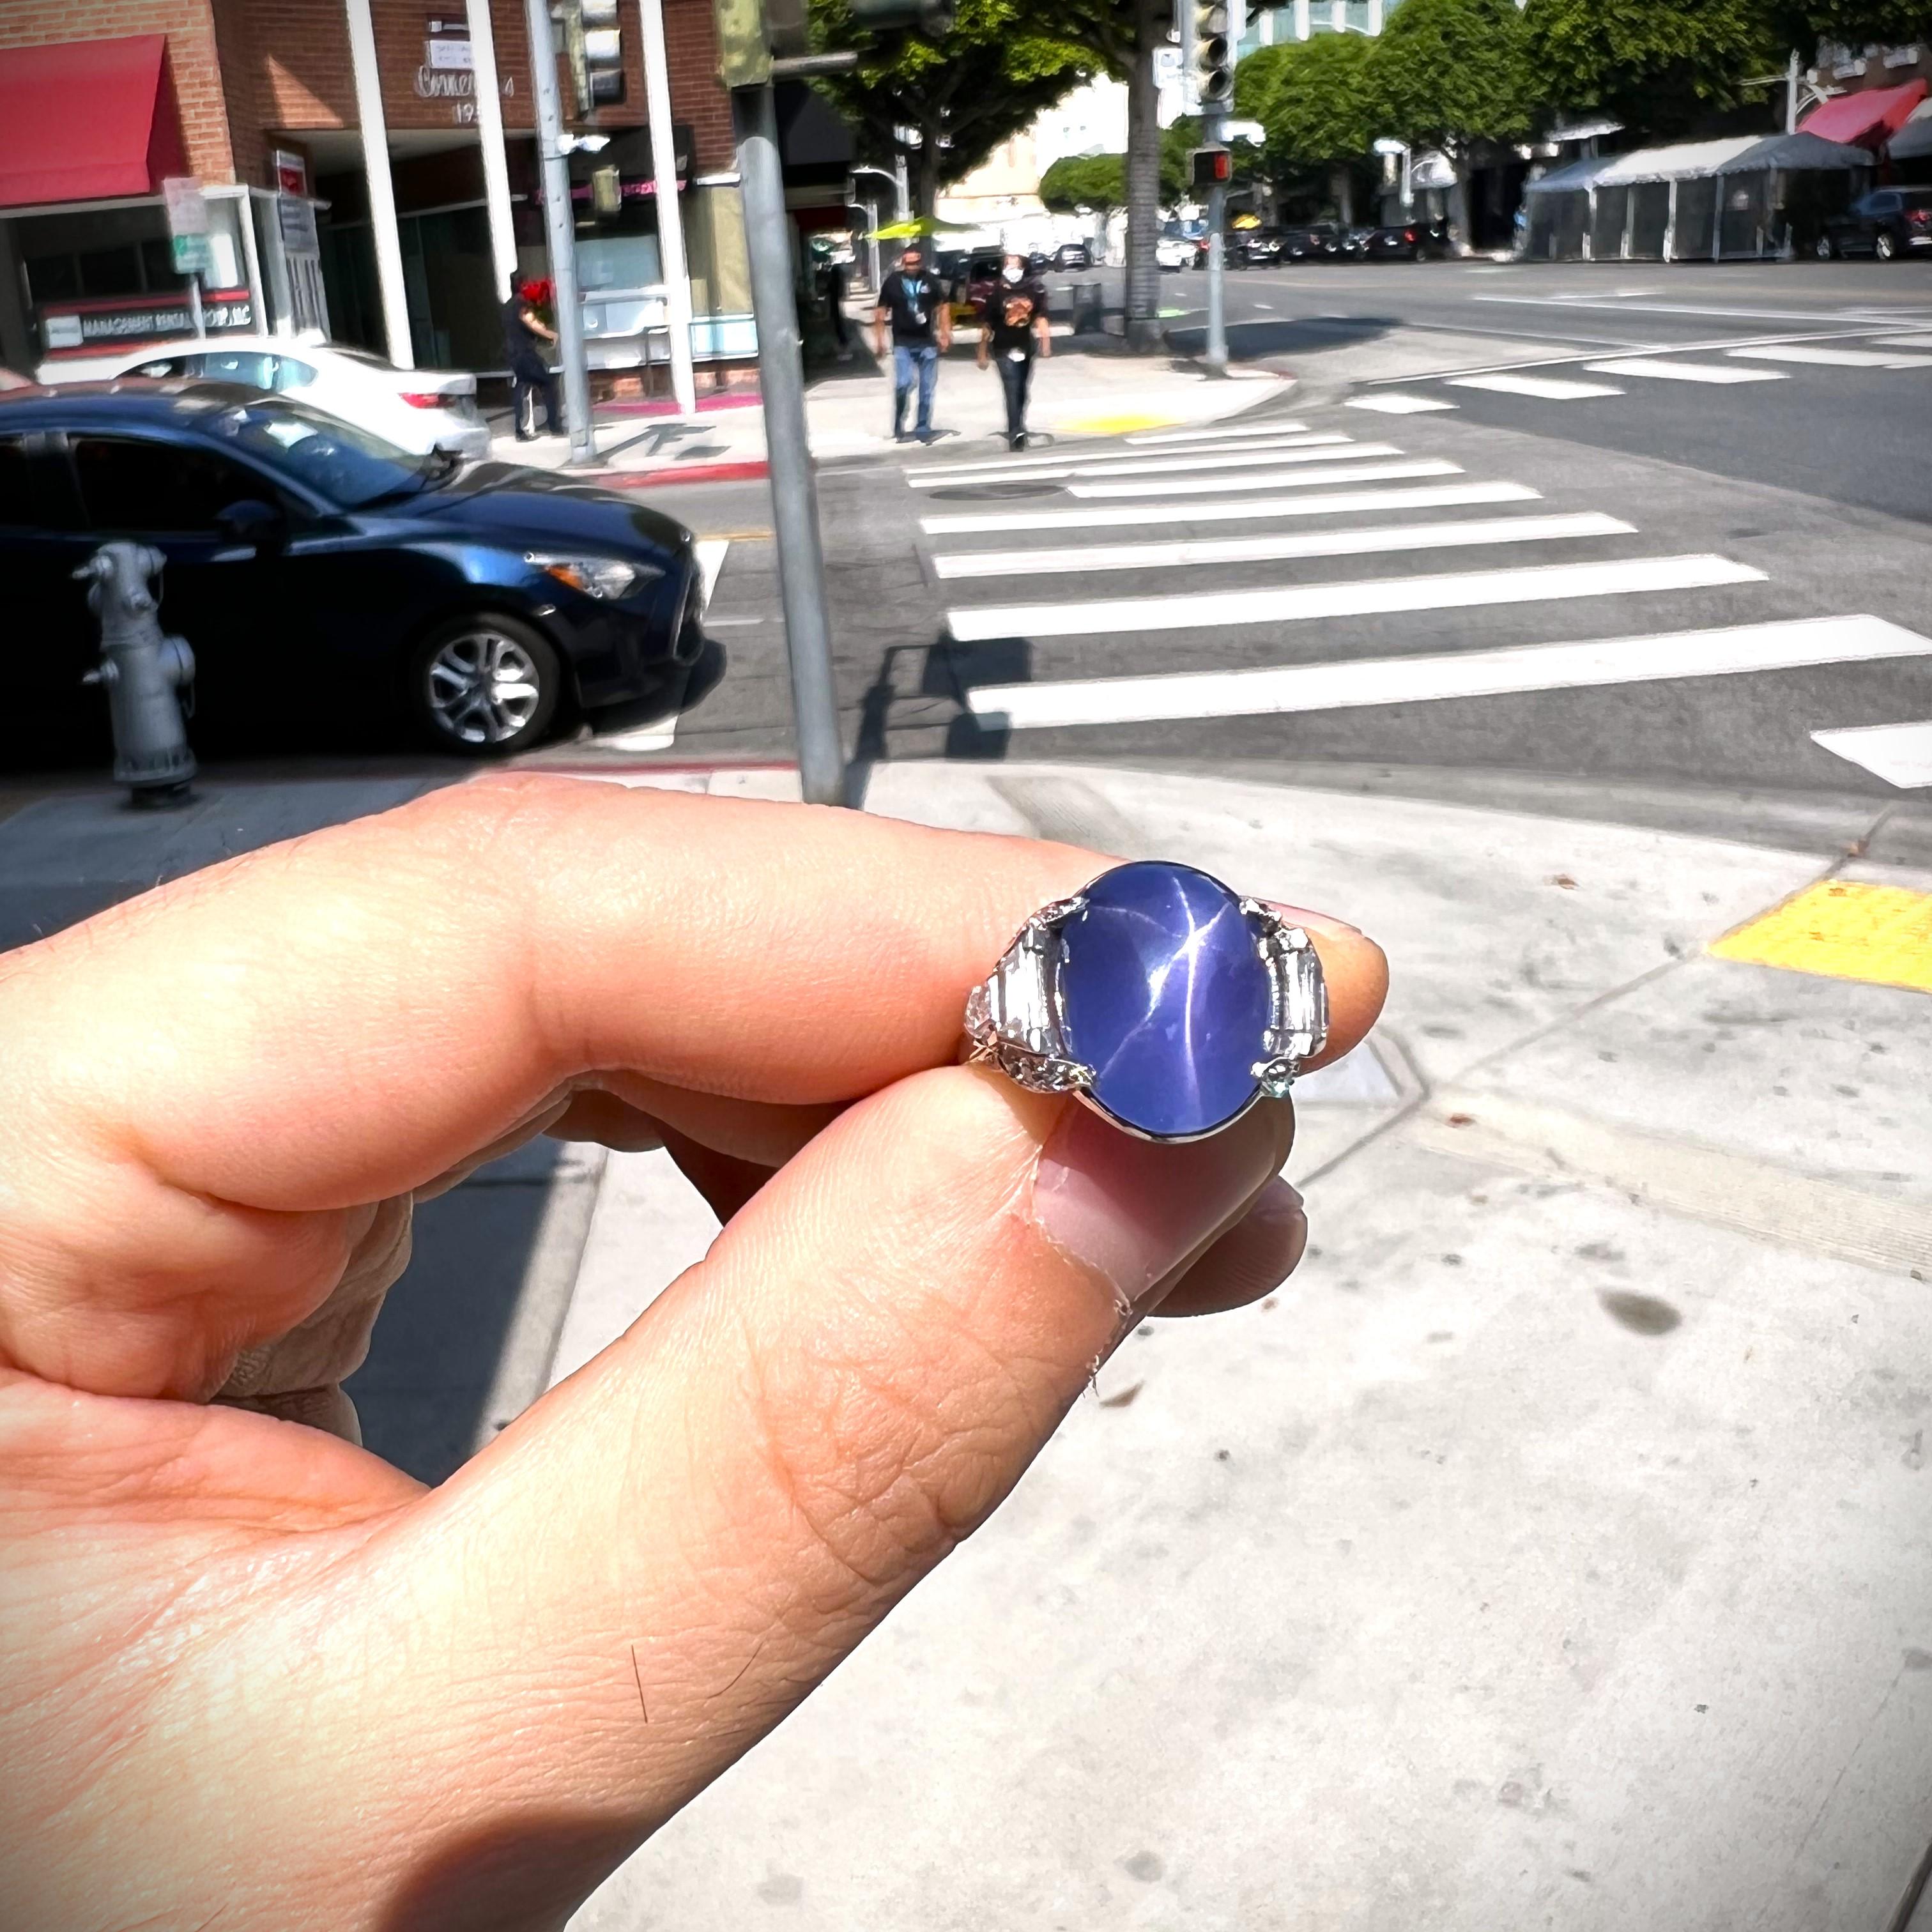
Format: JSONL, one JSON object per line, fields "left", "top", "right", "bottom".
{"left": 0, "top": 1, "right": 839, "bottom": 381}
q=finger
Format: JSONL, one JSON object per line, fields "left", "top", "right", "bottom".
{"left": 319, "top": 1064, "right": 1296, "bottom": 1919}
{"left": 1153, "top": 1176, "right": 1308, "bottom": 1317}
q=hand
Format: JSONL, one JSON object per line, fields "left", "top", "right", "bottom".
{"left": 0, "top": 779, "right": 1385, "bottom": 1930}
{"left": 977, "top": 349, "right": 990, "bottom": 371}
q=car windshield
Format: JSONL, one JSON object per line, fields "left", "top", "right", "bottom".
{"left": 191, "top": 396, "right": 433, "bottom": 507}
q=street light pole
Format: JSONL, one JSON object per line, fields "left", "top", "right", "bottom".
{"left": 1204, "top": 104, "right": 1229, "bottom": 374}
{"left": 524, "top": 0, "right": 597, "bottom": 466}
{"left": 734, "top": 82, "right": 846, "bottom": 806}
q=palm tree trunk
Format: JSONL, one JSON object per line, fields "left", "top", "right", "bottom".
{"left": 1123, "top": 0, "right": 1163, "bottom": 350}
{"left": 916, "top": 130, "right": 943, "bottom": 218}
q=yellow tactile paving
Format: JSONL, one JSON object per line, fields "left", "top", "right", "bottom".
{"left": 1709, "top": 879, "right": 1932, "bottom": 993}
{"left": 1051, "top": 412, "right": 1176, "bottom": 434}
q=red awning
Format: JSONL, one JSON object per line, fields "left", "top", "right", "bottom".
{"left": 0, "top": 34, "right": 190, "bottom": 210}
{"left": 1799, "top": 79, "right": 1930, "bottom": 153}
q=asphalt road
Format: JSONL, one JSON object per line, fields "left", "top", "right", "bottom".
{"left": 568, "top": 259, "right": 1931, "bottom": 829}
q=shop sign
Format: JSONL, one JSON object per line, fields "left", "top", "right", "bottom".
{"left": 277, "top": 197, "right": 320, "bottom": 255}
{"left": 425, "top": 15, "right": 473, "bottom": 68}
{"left": 40, "top": 291, "right": 256, "bottom": 356}
{"left": 171, "top": 233, "right": 214, "bottom": 276}
{"left": 274, "top": 149, "right": 309, "bottom": 197}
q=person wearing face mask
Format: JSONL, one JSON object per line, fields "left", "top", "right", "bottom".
{"left": 976, "top": 249, "right": 1052, "bottom": 451}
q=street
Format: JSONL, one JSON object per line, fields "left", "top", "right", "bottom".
{"left": 560, "top": 257, "right": 1932, "bottom": 832}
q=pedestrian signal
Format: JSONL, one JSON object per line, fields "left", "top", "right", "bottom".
{"left": 1192, "top": 0, "right": 1231, "bottom": 109}
{"left": 1190, "top": 146, "right": 1232, "bottom": 191}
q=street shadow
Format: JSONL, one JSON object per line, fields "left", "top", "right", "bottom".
{"left": 574, "top": 637, "right": 728, "bottom": 744}
{"left": 1161, "top": 312, "right": 1399, "bottom": 365}
{"left": 346, "top": 1138, "right": 565, "bottom": 1484}
{"left": 848, "top": 635, "right": 1031, "bottom": 802}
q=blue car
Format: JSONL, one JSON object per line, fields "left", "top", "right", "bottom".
{"left": 0, "top": 381, "right": 707, "bottom": 756}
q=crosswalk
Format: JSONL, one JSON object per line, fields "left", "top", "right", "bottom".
{"left": 899, "top": 415, "right": 1932, "bottom": 788}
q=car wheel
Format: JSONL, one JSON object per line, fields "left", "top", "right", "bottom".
{"left": 1876, "top": 231, "right": 1896, "bottom": 261}
{"left": 411, "top": 613, "right": 562, "bottom": 756}
{"left": 1815, "top": 234, "right": 1836, "bottom": 259}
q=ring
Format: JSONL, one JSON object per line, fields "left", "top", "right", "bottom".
{"left": 963, "top": 859, "right": 1329, "bottom": 1144}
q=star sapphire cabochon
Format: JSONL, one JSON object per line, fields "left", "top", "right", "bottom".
{"left": 1057, "top": 861, "right": 1276, "bottom": 1139}
{"left": 963, "top": 859, "right": 1330, "bottom": 1142}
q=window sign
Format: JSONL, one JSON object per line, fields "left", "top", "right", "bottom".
{"left": 426, "top": 15, "right": 474, "bottom": 68}
{"left": 273, "top": 149, "right": 309, "bottom": 197}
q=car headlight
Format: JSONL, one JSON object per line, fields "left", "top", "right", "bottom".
{"left": 525, "top": 551, "right": 657, "bottom": 600}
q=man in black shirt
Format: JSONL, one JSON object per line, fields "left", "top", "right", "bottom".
{"left": 871, "top": 243, "right": 952, "bottom": 444}
{"left": 502, "top": 281, "right": 560, "bottom": 441}
{"left": 975, "top": 251, "right": 1052, "bottom": 451}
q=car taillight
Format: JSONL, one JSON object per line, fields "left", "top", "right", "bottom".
{"left": 1404, "top": 227, "right": 1416, "bottom": 241}
{"left": 1910, "top": 209, "right": 1930, "bottom": 226}
{"left": 399, "top": 390, "right": 450, "bottom": 409}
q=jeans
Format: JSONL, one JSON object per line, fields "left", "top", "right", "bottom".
{"left": 995, "top": 352, "right": 1033, "bottom": 444}
{"left": 892, "top": 343, "right": 940, "bottom": 436}
{"left": 512, "top": 362, "right": 560, "bottom": 436}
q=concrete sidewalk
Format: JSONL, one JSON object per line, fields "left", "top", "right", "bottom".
{"left": 1, "top": 756, "right": 1927, "bottom": 1926}
{"left": 487, "top": 335, "right": 1289, "bottom": 480}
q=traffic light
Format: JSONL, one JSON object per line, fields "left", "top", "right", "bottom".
{"left": 1192, "top": 0, "right": 1231, "bottom": 111}
{"left": 1190, "top": 145, "right": 1232, "bottom": 192}
{"left": 558, "top": 0, "right": 625, "bottom": 112}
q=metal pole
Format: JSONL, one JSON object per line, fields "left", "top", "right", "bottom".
{"left": 1203, "top": 105, "right": 1228, "bottom": 374}
{"left": 733, "top": 82, "right": 845, "bottom": 807}
{"left": 1786, "top": 48, "right": 1800, "bottom": 135}
{"left": 523, "top": 0, "right": 597, "bottom": 464}
{"left": 345, "top": 0, "right": 414, "bottom": 367}
{"left": 638, "top": 0, "right": 698, "bottom": 417}
{"left": 467, "top": 0, "right": 521, "bottom": 304}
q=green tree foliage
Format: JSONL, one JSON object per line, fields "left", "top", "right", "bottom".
{"left": 1372, "top": 0, "right": 1534, "bottom": 159}
{"left": 1039, "top": 151, "right": 1129, "bottom": 214}
{"left": 811, "top": 0, "right": 1094, "bottom": 213}
{"left": 1236, "top": 31, "right": 1379, "bottom": 178}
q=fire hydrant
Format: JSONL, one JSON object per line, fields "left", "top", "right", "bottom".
{"left": 77, "top": 542, "right": 197, "bottom": 806}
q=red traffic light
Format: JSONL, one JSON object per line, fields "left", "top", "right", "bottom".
{"left": 1190, "top": 146, "right": 1232, "bottom": 190}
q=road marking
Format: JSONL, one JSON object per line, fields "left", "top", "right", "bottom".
{"left": 602, "top": 538, "right": 729, "bottom": 753}
{"left": 1710, "top": 880, "right": 1932, "bottom": 995}
{"left": 947, "top": 553, "right": 1761, "bottom": 643}
{"left": 1473, "top": 294, "right": 1932, "bottom": 325}
{"left": 1728, "top": 344, "right": 1932, "bottom": 369}
{"left": 1873, "top": 334, "right": 1932, "bottom": 349}
{"left": 902, "top": 431, "right": 1349, "bottom": 482}
{"left": 1126, "top": 419, "right": 1307, "bottom": 444}
{"left": 906, "top": 439, "right": 1390, "bottom": 488}
{"left": 961, "top": 612, "right": 1929, "bottom": 730}
{"left": 1069, "top": 457, "right": 1460, "bottom": 498}
{"left": 1811, "top": 719, "right": 1932, "bottom": 788}
{"left": 694, "top": 537, "right": 730, "bottom": 602}
{"left": 932, "top": 511, "right": 1632, "bottom": 579}
{"left": 1583, "top": 357, "right": 1786, "bottom": 385}
{"left": 1447, "top": 372, "right": 1623, "bottom": 399}
{"left": 1347, "top": 393, "right": 1457, "bottom": 414}
{"left": 920, "top": 478, "right": 1541, "bottom": 536}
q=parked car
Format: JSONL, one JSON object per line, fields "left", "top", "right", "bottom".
{"left": 951, "top": 248, "right": 1006, "bottom": 316}
{"left": 1362, "top": 218, "right": 1452, "bottom": 260}
{"left": 1052, "top": 240, "right": 1094, "bottom": 270}
{"left": 1338, "top": 225, "right": 1376, "bottom": 259}
{"left": 100, "top": 335, "right": 492, "bottom": 459}
{"left": 1235, "top": 229, "right": 1285, "bottom": 266}
{"left": 0, "top": 383, "right": 705, "bottom": 758}
{"left": 1155, "top": 231, "right": 1195, "bottom": 271}
{"left": 1281, "top": 222, "right": 1345, "bottom": 261}
{"left": 1817, "top": 187, "right": 1932, "bottom": 260}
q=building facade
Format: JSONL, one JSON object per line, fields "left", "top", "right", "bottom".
{"left": 0, "top": 1, "right": 763, "bottom": 385}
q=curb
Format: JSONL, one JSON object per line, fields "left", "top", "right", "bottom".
{"left": 599, "top": 459, "right": 770, "bottom": 488}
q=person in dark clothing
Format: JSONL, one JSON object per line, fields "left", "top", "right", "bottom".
{"left": 502, "top": 282, "right": 561, "bottom": 440}
{"left": 872, "top": 243, "right": 952, "bottom": 443}
{"left": 820, "top": 255, "right": 852, "bottom": 359}
{"left": 976, "top": 250, "right": 1052, "bottom": 450}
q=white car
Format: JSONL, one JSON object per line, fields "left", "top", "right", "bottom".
{"left": 1155, "top": 233, "right": 1195, "bottom": 271}
{"left": 103, "top": 335, "right": 491, "bottom": 459}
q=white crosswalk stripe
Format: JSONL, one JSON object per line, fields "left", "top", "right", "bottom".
{"left": 1810, "top": 719, "right": 1932, "bottom": 788}
{"left": 905, "top": 440, "right": 1394, "bottom": 488}
{"left": 1124, "top": 420, "right": 1307, "bottom": 444}
{"left": 946, "top": 555, "right": 1763, "bottom": 643}
{"left": 1728, "top": 343, "right": 1932, "bottom": 369}
{"left": 1447, "top": 372, "right": 1623, "bottom": 400}
{"left": 1583, "top": 358, "right": 1786, "bottom": 385}
{"left": 919, "top": 479, "right": 1540, "bottom": 537}
{"left": 1070, "top": 458, "right": 1459, "bottom": 498}
{"left": 903, "top": 427, "right": 1342, "bottom": 482}
{"left": 1347, "top": 394, "right": 1458, "bottom": 414}
{"left": 931, "top": 512, "right": 1632, "bottom": 579}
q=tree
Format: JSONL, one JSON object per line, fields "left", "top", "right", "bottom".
{"left": 1521, "top": 0, "right": 1784, "bottom": 142}
{"left": 1039, "top": 151, "right": 1128, "bottom": 216}
{"left": 1236, "top": 33, "right": 1379, "bottom": 221}
{"left": 811, "top": 0, "right": 1094, "bottom": 215}
{"left": 1370, "top": 0, "right": 1534, "bottom": 241}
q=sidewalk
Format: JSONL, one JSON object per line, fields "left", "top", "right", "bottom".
{"left": 488, "top": 329, "right": 1290, "bottom": 481}
{"left": 1, "top": 757, "right": 1926, "bottom": 1925}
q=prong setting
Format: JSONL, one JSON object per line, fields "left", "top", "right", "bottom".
{"left": 964, "top": 894, "right": 1097, "bottom": 1094}
{"left": 1242, "top": 898, "right": 1330, "bottom": 1096}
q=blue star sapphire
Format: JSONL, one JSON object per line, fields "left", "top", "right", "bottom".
{"left": 1057, "top": 861, "right": 1275, "bottom": 1139}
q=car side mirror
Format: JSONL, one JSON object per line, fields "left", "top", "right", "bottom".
{"left": 214, "top": 498, "right": 287, "bottom": 552}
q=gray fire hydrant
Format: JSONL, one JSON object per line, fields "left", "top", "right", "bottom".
{"left": 77, "top": 542, "right": 197, "bottom": 806}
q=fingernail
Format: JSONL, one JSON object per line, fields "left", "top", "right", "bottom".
{"left": 1033, "top": 1103, "right": 1284, "bottom": 1316}
{"left": 1267, "top": 899, "right": 1362, "bottom": 936}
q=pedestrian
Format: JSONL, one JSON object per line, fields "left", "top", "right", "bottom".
{"left": 872, "top": 241, "right": 951, "bottom": 444}
{"left": 502, "top": 277, "right": 561, "bottom": 441}
{"left": 976, "top": 249, "right": 1052, "bottom": 452}
{"left": 820, "top": 250, "right": 852, "bottom": 360}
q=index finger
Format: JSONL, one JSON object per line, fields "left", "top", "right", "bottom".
{"left": 3, "top": 776, "right": 1386, "bottom": 1215}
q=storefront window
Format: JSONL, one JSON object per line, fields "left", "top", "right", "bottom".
{"left": 576, "top": 230, "right": 664, "bottom": 289}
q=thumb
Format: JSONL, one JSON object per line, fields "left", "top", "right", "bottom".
{"left": 323, "top": 1063, "right": 1303, "bottom": 1918}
